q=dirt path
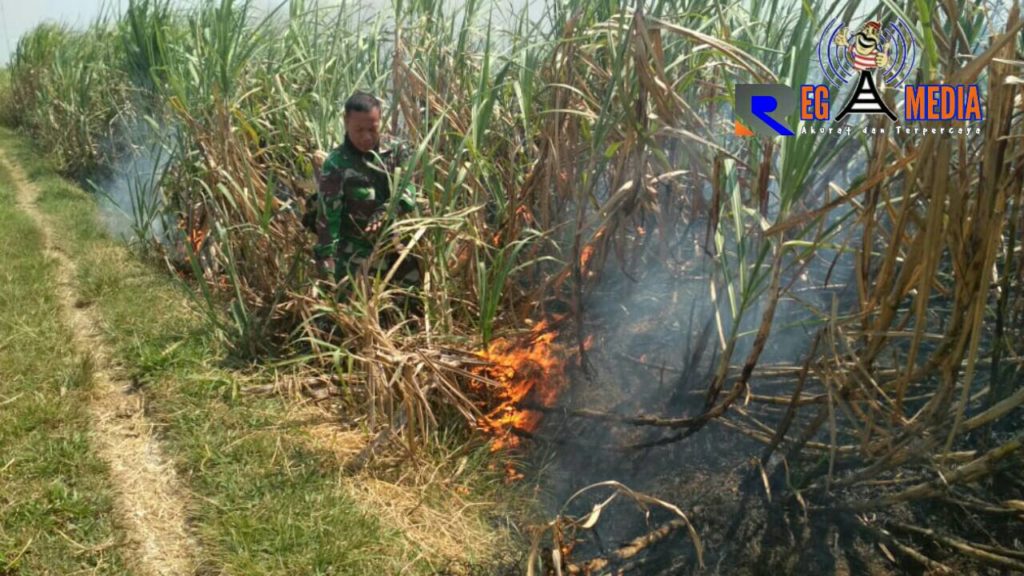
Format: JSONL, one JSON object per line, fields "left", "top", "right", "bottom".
{"left": 0, "top": 151, "right": 196, "bottom": 576}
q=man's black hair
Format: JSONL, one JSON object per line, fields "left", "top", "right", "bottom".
{"left": 345, "top": 92, "right": 381, "bottom": 115}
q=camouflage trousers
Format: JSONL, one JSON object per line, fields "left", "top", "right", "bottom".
{"left": 333, "top": 238, "right": 422, "bottom": 292}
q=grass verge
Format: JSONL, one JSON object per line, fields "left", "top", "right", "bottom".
{"left": 0, "top": 126, "right": 521, "bottom": 574}
{"left": 0, "top": 150, "right": 131, "bottom": 574}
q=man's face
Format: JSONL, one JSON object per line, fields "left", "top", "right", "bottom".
{"left": 344, "top": 108, "right": 381, "bottom": 153}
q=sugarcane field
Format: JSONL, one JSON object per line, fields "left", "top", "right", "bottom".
{"left": 1, "top": 0, "right": 1022, "bottom": 574}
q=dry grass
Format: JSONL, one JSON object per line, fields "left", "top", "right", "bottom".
{"left": 291, "top": 391, "right": 521, "bottom": 571}
{"left": 343, "top": 477, "right": 506, "bottom": 566}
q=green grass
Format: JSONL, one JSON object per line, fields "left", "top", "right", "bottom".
{"left": 0, "top": 126, "right": 453, "bottom": 574}
{"left": 0, "top": 68, "right": 12, "bottom": 126}
{"left": 0, "top": 146, "right": 131, "bottom": 574}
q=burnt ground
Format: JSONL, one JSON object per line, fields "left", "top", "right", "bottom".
{"left": 501, "top": 265, "right": 1024, "bottom": 576}
{"left": 514, "top": 368, "right": 1024, "bottom": 575}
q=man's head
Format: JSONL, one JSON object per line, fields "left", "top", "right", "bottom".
{"left": 344, "top": 92, "right": 382, "bottom": 153}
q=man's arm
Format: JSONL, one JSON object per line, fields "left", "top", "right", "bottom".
{"left": 314, "top": 157, "right": 344, "bottom": 272}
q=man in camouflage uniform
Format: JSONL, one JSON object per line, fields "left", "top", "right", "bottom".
{"left": 314, "top": 92, "right": 420, "bottom": 288}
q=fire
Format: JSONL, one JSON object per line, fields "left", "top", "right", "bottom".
{"left": 473, "top": 320, "right": 566, "bottom": 451}
{"left": 188, "top": 227, "right": 206, "bottom": 253}
{"left": 580, "top": 245, "right": 598, "bottom": 280}
{"left": 177, "top": 217, "right": 207, "bottom": 257}
{"left": 580, "top": 245, "right": 595, "bottom": 269}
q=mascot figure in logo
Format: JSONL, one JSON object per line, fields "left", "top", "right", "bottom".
{"left": 836, "top": 21, "right": 889, "bottom": 71}
{"left": 832, "top": 19, "right": 898, "bottom": 121}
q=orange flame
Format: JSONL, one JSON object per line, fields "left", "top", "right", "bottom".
{"left": 189, "top": 228, "right": 206, "bottom": 253}
{"left": 473, "top": 321, "right": 566, "bottom": 451}
{"left": 580, "top": 245, "right": 595, "bottom": 269}
{"left": 178, "top": 218, "right": 207, "bottom": 256}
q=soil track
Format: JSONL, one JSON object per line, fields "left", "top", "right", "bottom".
{"left": 1, "top": 150, "right": 196, "bottom": 576}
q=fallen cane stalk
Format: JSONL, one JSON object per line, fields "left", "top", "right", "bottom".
{"left": 887, "top": 521, "right": 1024, "bottom": 571}
{"left": 848, "top": 433, "right": 1022, "bottom": 510}
{"left": 564, "top": 519, "right": 690, "bottom": 575}
{"left": 961, "top": 385, "right": 1024, "bottom": 433}
{"left": 554, "top": 480, "right": 704, "bottom": 569}
{"left": 857, "top": 522, "right": 953, "bottom": 574}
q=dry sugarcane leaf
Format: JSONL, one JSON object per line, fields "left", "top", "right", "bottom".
{"left": 552, "top": 546, "right": 563, "bottom": 576}
{"left": 1003, "top": 500, "right": 1024, "bottom": 512}
{"left": 580, "top": 492, "right": 619, "bottom": 529}
{"left": 758, "top": 458, "right": 771, "bottom": 502}
{"left": 878, "top": 542, "right": 897, "bottom": 564}
{"left": 948, "top": 17, "right": 1024, "bottom": 86}
{"left": 647, "top": 17, "right": 776, "bottom": 83}
{"left": 526, "top": 524, "right": 549, "bottom": 576}
{"left": 559, "top": 481, "right": 704, "bottom": 566}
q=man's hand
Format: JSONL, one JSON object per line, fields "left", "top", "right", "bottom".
{"left": 364, "top": 211, "right": 387, "bottom": 235}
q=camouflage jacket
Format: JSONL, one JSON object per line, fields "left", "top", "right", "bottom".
{"left": 313, "top": 135, "right": 416, "bottom": 264}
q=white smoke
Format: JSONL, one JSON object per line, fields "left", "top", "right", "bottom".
{"left": 91, "top": 119, "right": 173, "bottom": 245}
